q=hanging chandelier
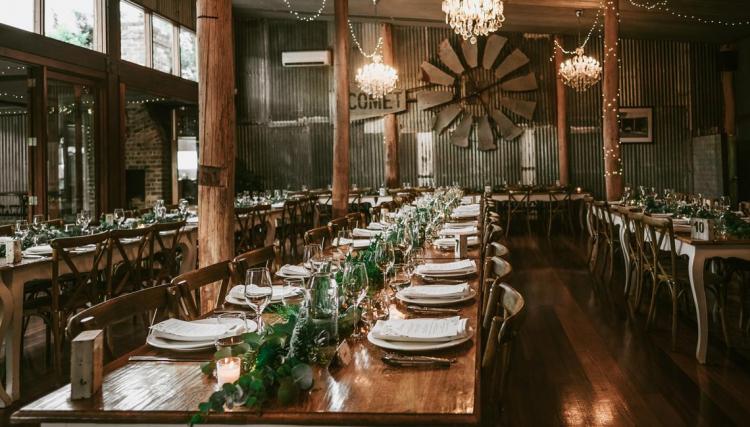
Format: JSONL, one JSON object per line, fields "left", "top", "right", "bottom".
{"left": 559, "top": 47, "right": 602, "bottom": 92}
{"left": 558, "top": 10, "right": 602, "bottom": 92}
{"left": 441, "top": 0, "right": 506, "bottom": 44}
{"left": 355, "top": 54, "right": 398, "bottom": 98}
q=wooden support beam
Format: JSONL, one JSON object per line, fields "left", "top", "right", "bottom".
{"left": 382, "top": 23, "right": 399, "bottom": 188}
{"left": 197, "top": 0, "right": 236, "bottom": 314}
{"left": 554, "top": 35, "right": 569, "bottom": 186}
{"left": 332, "top": 0, "right": 350, "bottom": 218}
{"left": 603, "top": 0, "right": 622, "bottom": 201}
{"left": 721, "top": 44, "right": 737, "bottom": 204}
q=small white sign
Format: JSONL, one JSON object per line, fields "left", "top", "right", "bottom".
{"left": 690, "top": 218, "right": 714, "bottom": 241}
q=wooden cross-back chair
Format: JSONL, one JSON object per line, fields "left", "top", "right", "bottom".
{"left": 106, "top": 226, "right": 152, "bottom": 298}
{"left": 346, "top": 212, "right": 365, "bottom": 229}
{"left": 740, "top": 201, "right": 750, "bottom": 217}
{"left": 614, "top": 206, "right": 642, "bottom": 298}
{"left": 231, "top": 246, "right": 277, "bottom": 286}
{"left": 171, "top": 260, "right": 233, "bottom": 320}
{"left": 148, "top": 220, "right": 186, "bottom": 287}
{"left": 547, "top": 190, "right": 574, "bottom": 236}
{"left": 583, "top": 196, "right": 597, "bottom": 271}
{"left": 328, "top": 217, "right": 349, "bottom": 237}
{"left": 370, "top": 205, "right": 383, "bottom": 223}
{"left": 304, "top": 226, "right": 331, "bottom": 249}
{"left": 314, "top": 191, "right": 333, "bottom": 227}
{"left": 505, "top": 190, "right": 531, "bottom": 237}
{"left": 66, "top": 284, "right": 180, "bottom": 362}
{"left": 481, "top": 282, "right": 526, "bottom": 425}
{"left": 482, "top": 256, "right": 513, "bottom": 309}
{"left": 235, "top": 204, "right": 271, "bottom": 254}
{"left": 276, "top": 199, "right": 302, "bottom": 263}
{"left": 49, "top": 231, "right": 110, "bottom": 376}
{"left": 593, "top": 201, "right": 618, "bottom": 285}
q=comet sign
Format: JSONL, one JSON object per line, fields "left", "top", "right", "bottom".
{"left": 349, "top": 88, "right": 407, "bottom": 122}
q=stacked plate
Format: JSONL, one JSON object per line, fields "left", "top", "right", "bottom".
{"left": 415, "top": 260, "right": 477, "bottom": 278}
{"left": 451, "top": 204, "right": 480, "bottom": 219}
{"left": 438, "top": 225, "right": 478, "bottom": 236}
{"left": 367, "top": 316, "right": 472, "bottom": 351}
{"left": 396, "top": 283, "right": 476, "bottom": 307}
{"left": 332, "top": 238, "right": 371, "bottom": 249}
{"left": 224, "top": 284, "right": 304, "bottom": 306}
{"left": 147, "top": 317, "right": 253, "bottom": 352}
{"left": 23, "top": 245, "right": 53, "bottom": 258}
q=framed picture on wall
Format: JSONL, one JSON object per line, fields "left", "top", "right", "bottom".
{"left": 619, "top": 107, "right": 653, "bottom": 143}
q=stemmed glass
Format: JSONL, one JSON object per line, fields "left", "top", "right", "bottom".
{"left": 14, "top": 220, "right": 29, "bottom": 241}
{"left": 302, "top": 244, "right": 322, "bottom": 271}
{"left": 32, "top": 214, "right": 44, "bottom": 233}
{"left": 243, "top": 267, "right": 273, "bottom": 333}
{"left": 341, "top": 262, "right": 369, "bottom": 339}
{"left": 178, "top": 199, "right": 190, "bottom": 217}
{"left": 113, "top": 208, "right": 126, "bottom": 228}
{"left": 76, "top": 210, "right": 91, "bottom": 233}
{"left": 372, "top": 240, "right": 395, "bottom": 275}
{"left": 282, "top": 277, "right": 306, "bottom": 307}
{"left": 336, "top": 229, "right": 353, "bottom": 259}
{"left": 387, "top": 263, "right": 413, "bottom": 295}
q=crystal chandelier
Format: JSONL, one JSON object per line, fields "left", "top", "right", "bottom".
{"left": 355, "top": 54, "right": 399, "bottom": 98}
{"left": 441, "top": 0, "right": 506, "bottom": 44}
{"left": 559, "top": 47, "right": 602, "bottom": 92}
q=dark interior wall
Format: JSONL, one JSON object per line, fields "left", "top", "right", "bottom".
{"left": 234, "top": 18, "right": 723, "bottom": 197}
{"left": 735, "top": 38, "right": 750, "bottom": 203}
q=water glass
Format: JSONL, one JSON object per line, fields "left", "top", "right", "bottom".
{"left": 32, "top": 214, "right": 44, "bottom": 232}
{"left": 76, "top": 210, "right": 91, "bottom": 232}
{"left": 308, "top": 272, "right": 339, "bottom": 365}
{"left": 243, "top": 267, "right": 273, "bottom": 333}
{"left": 113, "top": 208, "right": 125, "bottom": 228}
{"left": 178, "top": 199, "right": 190, "bottom": 216}
{"left": 282, "top": 278, "right": 306, "bottom": 306}
{"left": 14, "top": 220, "right": 29, "bottom": 240}
{"left": 387, "top": 263, "right": 413, "bottom": 294}
{"left": 216, "top": 311, "right": 248, "bottom": 332}
{"left": 336, "top": 229, "right": 353, "bottom": 259}
{"left": 303, "top": 243, "right": 323, "bottom": 270}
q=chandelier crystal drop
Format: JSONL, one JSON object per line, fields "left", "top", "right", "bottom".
{"left": 559, "top": 47, "right": 602, "bottom": 92}
{"left": 441, "top": 0, "right": 506, "bottom": 44}
{"left": 355, "top": 55, "right": 399, "bottom": 98}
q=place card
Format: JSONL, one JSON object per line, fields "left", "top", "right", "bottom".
{"left": 690, "top": 218, "right": 715, "bottom": 241}
{"left": 71, "top": 329, "right": 103, "bottom": 400}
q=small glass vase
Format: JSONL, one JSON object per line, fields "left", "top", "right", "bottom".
{"left": 308, "top": 272, "right": 339, "bottom": 365}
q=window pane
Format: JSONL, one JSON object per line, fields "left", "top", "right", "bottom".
{"left": 0, "top": 2, "right": 34, "bottom": 32}
{"left": 179, "top": 28, "right": 197, "bottom": 81}
{"left": 152, "top": 15, "right": 173, "bottom": 74}
{"left": 45, "top": 0, "right": 95, "bottom": 50}
{"left": 120, "top": 1, "right": 146, "bottom": 65}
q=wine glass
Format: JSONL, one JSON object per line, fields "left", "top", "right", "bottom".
{"left": 178, "top": 199, "right": 190, "bottom": 217}
{"left": 302, "top": 244, "right": 322, "bottom": 271}
{"left": 373, "top": 240, "right": 395, "bottom": 274}
{"left": 15, "top": 219, "right": 29, "bottom": 241}
{"left": 113, "top": 208, "right": 125, "bottom": 228}
{"left": 32, "top": 214, "right": 44, "bottom": 233}
{"left": 336, "top": 229, "right": 353, "bottom": 259}
{"left": 77, "top": 210, "right": 91, "bottom": 233}
{"left": 243, "top": 267, "right": 273, "bottom": 333}
{"left": 387, "top": 264, "right": 413, "bottom": 294}
{"left": 282, "top": 278, "right": 306, "bottom": 307}
{"left": 343, "top": 262, "right": 369, "bottom": 339}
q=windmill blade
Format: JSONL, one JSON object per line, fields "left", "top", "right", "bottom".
{"left": 500, "top": 73, "right": 538, "bottom": 92}
{"left": 450, "top": 114, "right": 473, "bottom": 148}
{"left": 500, "top": 97, "right": 537, "bottom": 120}
{"left": 438, "top": 39, "right": 465, "bottom": 75}
{"left": 461, "top": 40, "right": 478, "bottom": 68}
{"left": 482, "top": 35, "right": 508, "bottom": 70}
{"left": 491, "top": 108, "right": 525, "bottom": 140}
{"left": 417, "top": 91, "right": 454, "bottom": 111}
{"left": 433, "top": 105, "right": 463, "bottom": 133}
{"left": 477, "top": 115, "right": 497, "bottom": 151}
{"left": 420, "top": 62, "right": 455, "bottom": 87}
{"left": 495, "top": 49, "right": 530, "bottom": 80}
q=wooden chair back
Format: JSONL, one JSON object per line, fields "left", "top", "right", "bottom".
{"left": 231, "top": 246, "right": 276, "bottom": 285}
{"left": 482, "top": 256, "right": 513, "bottom": 307}
{"left": 51, "top": 231, "right": 110, "bottom": 314}
{"left": 328, "top": 217, "right": 349, "bottom": 236}
{"left": 740, "top": 201, "right": 750, "bottom": 217}
{"left": 639, "top": 214, "right": 678, "bottom": 280}
{"left": 278, "top": 199, "right": 301, "bottom": 262}
{"left": 148, "top": 220, "right": 186, "bottom": 286}
{"left": 346, "top": 212, "right": 365, "bottom": 229}
{"left": 505, "top": 190, "right": 531, "bottom": 236}
{"left": 304, "top": 226, "right": 331, "bottom": 248}
{"left": 171, "top": 260, "right": 233, "bottom": 320}
{"left": 106, "top": 225, "right": 152, "bottom": 298}
{"left": 66, "top": 284, "right": 180, "bottom": 361}
{"left": 485, "top": 241, "right": 509, "bottom": 259}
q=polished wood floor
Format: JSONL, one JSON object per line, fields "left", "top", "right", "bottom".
{"left": 3, "top": 230, "right": 750, "bottom": 426}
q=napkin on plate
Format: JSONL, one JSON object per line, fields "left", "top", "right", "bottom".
{"left": 438, "top": 226, "right": 478, "bottom": 236}
{"left": 433, "top": 237, "right": 479, "bottom": 247}
{"left": 352, "top": 228, "right": 381, "bottom": 238}
{"left": 416, "top": 260, "right": 476, "bottom": 275}
{"left": 278, "top": 264, "right": 311, "bottom": 277}
{"left": 444, "top": 221, "right": 478, "bottom": 229}
{"left": 400, "top": 283, "right": 470, "bottom": 299}
{"left": 371, "top": 316, "right": 469, "bottom": 342}
{"left": 24, "top": 245, "right": 53, "bottom": 255}
{"left": 149, "top": 318, "right": 235, "bottom": 342}
{"left": 367, "top": 222, "right": 386, "bottom": 231}
{"left": 228, "top": 285, "right": 294, "bottom": 301}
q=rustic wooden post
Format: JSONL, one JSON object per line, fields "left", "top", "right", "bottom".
{"left": 721, "top": 44, "right": 738, "bottom": 203}
{"left": 197, "top": 0, "right": 236, "bottom": 313}
{"left": 382, "top": 23, "right": 399, "bottom": 188}
{"left": 554, "top": 35, "right": 569, "bottom": 186}
{"left": 332, "top": 0, "right": 350, "bottom": 219}
{"left": 602, "top": 0, "right": 623, "bottom": 201}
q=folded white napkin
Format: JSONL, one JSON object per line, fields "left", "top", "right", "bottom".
{"left": 186, "top": 216, "right": 199, "bottom": 224}
{"left": 444, "top": 221, "right": 478, "bottom": 229}
{"left": 416, "top": 260, "right": 476, "bottom": 275}
{"left": 228, "top": 284, "right": 296, "bottom": 301}
{"left": 454, "top": 203, "right": 480, "bottom": 211}
{"left": 367, "top": 222, "right": 386, "bottom": 230}
{"left": 371, "top": 316, "right": 469, "bottom": 342}
{"left": 25, "top": 245, "right": 53, "bottom": 255}
{"left": 278, "top": 264, "right": 311, "bottom": 277}
{"left": 149, "top": 318, "right": 234, "bottom": 342}
{"left": 438, "top": 226, "right": 478, "bottom": 236}
{"left": 271, "top": 202, "right": 285, "bottom": 209}
{"left": 433, "top": 236, "right": 480, "bottom": 247}
{"left": 400, "top": 283, "right": 470, "bottom": 299}
{"left": 353, "top": 228, "right": 381, "bottom": 237}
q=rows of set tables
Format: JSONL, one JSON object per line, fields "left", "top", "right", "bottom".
{"left": 11, "top": 205, "right": 487, "bottom": 426}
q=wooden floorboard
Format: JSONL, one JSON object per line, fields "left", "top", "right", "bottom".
{"left": 2, "top": 230, "right": 750, "bottom": 426}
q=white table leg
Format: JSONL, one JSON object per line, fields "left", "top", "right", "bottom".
{"left": 687, "top": 248, "right": 708, "bottom": 364}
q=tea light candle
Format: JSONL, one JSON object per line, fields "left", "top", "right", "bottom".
{"left": 575, "top": 187, "right": 582, "bottom": 194}
{"left": 216, "top": 357, "right": 241, "bottom": 386}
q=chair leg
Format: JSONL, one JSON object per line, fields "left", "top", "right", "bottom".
{"left": 669, "top": 284, "right": 679, "bottom": 351}
{"left": 51, "top": 310, "right": 62, "bottom": 380}
{"left": 547, "top": 209, "right": 553, "bottom": 237}
{"left": 646, "top": 280, "right": 660, "bottom": 329}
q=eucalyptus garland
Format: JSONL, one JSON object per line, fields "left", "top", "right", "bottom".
{"left": 640, "top": 196, "right": 750, "bottom": 239}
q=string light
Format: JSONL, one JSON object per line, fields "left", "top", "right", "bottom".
{"left": 348, "top": 20, "right": 384, "bottom": 59}
{"left": 0, "top": 92, "right": 25, "bottom": 100}
{"left": 281, "top": 0, "right": 328, "bottom": 22}
{"left": 628, "top": 0, "right": 750, "bottom": 26}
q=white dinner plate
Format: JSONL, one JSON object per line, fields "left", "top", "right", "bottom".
{"left": 396, "top": 288, "right": 477, "bottom": 307}
{"left": 367, "top": 328, "right": 473, "bottom": 352}
{"left": 146, "top": 318, "right": 256, "bottom": 352}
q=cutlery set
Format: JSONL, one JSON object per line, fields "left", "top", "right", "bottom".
{"left": 382, "top": 353, "right": 456, "bottom": 368}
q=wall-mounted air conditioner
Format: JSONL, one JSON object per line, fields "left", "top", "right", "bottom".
{"left": 281, "top": 50, "right": 332, "bottom": 67}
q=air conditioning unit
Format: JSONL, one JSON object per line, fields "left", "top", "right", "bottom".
{"left": 282, "top": 50, "right": 332, "bottom": 67}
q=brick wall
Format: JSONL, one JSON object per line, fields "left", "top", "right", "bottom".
{"left": 125, "top": 103, "right": 171, "bottom": 208}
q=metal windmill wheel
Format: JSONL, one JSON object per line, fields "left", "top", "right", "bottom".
{"left": 417, "top": 35, "right": 538, "bottom": 151}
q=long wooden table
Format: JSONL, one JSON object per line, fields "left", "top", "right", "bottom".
{"left": 0, "top": 226, "right": 198, "bottom": 407}
{"left": 12, "top": 250, "right": 484, "bottom": 426}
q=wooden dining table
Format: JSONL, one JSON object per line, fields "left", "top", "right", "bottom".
{"left": 12, "top": 241, "right": 485, "bottom": 426}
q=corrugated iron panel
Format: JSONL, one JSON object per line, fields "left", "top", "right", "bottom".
{"left": 0, "top": 114, "right": 29, "bottom": 192}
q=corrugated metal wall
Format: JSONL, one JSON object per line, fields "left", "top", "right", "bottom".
{"left": 235, "top": 19, "right": 723, "bottom": 197}
{"left": 0, "top": 114, "right": 28, "bottom": 192}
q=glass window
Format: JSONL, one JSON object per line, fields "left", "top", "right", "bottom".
{"left": 0, "top": 2, "right": 34, "bottom": 32}
{"left": 179, "top": 28, "right": 197, "bottom": 81}
{"left": 120, "top": 1, "right": 146, "bottom": 66}
{"left": 45, "top": 0, "right": 96, "bottom": 50}
{"left": 152, "top": 15, "right": 173, "bottom": 74}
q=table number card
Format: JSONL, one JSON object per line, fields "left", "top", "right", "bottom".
{"left": 71, "top": 329, "right": 104, "bottom": 400}
{"left": 690, "top": 218, "right": 715, "bottom": 241}
{"left": 0, "top": 237, "right": 20, "bottom": 265}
